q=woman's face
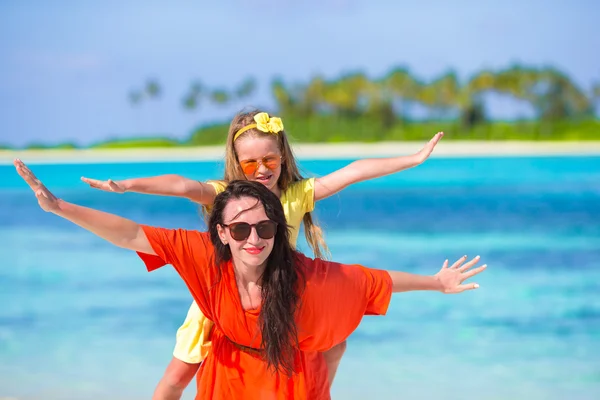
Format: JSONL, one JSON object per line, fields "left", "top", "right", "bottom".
{"left": 234, "top": 136, "right": 282, "bottom": 194}
{"left": 216, "top": 196, "right": 276, "bottom": 270}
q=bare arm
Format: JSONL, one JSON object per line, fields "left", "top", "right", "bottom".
{"left": 388, "top": 255, "right": 486, "bottom": 294}
{"left": 388, "top": 271, "right": 444, "bottom": 293}
{"left": 54, "top": 200, "right": 154, "bottom": 254}
{"left": 314, "top": 132, "right": 443, "bottom": 201}
{"left": 81, "top": 174, "right": 217, "bottom": 205}
{"left": 15, "top": 159, "right": 155, "bottom": 254}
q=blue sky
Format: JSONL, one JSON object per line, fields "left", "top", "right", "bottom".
{"left": 0, "top": 0, "right": 598, "bottom": 147}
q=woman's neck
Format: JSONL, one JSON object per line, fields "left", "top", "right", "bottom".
{"left": 232, "top": 259, "right": 265, "bottom": 286}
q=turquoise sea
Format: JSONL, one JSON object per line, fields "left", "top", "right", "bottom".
{"left": 1, "top": 156, "right": 599, "bottom": 399}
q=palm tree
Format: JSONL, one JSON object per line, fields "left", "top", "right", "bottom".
{"left": 209, "top": 89, "right": 230, "bottom": 106}
{"left": 592, "top": 82, "right": 600, "bottom": 115}
{"left": 298, "top": 76, "right": 327, "bottom": 116}
{"left": 423, "top": 71, "right": 460, "bottom": 120}
{"left": 271, "top": 78, "right": 295, "bottom": 115}
{"left": 593, "top": 82, "right": 600, "bottom": 99}
{"left": 323, "top": 72, "right": 369, "bottom": 116}
{"left": 182, "top": 81, "right": 204, "bottom": 111}
{"left": 128, "top": 78, "right": 162, "bottom": 107}
{"left": 127, "top": 78, "right": 163, "bottom": 135}
{"left": 527, "top": 68, "right": 591, "bottom": 121}
{"left": 459, "top": 69, "right": 497, "bottom": 128}
{"left": 235, "top": 77, "right": 257, "bottom": 100}
{"left": 382, "top": 67, "right": 421, "bottom": 121}
{"left": 145, "top": 79, "right": 162, "bottom": 99}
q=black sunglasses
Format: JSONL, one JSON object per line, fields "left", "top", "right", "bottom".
{"left": 222, "top": 220, "right": 278, "bottom": 241}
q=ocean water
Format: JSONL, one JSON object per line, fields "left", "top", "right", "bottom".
{"left": 1, "top": 156, "right": 599, "bottom": 400}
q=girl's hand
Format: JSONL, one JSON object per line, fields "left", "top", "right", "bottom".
{"left": 414, "top": 132, "right": 444, "bottom": 164}
{"left": 81, "top": 176, "right": 125, "bottom": 193}
{"left": 435, "top": 255, "right": 486, "bottom": 294}
{"left": 14, "top": 159, "right": 61, "bottom": 213}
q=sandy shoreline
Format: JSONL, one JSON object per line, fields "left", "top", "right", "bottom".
{"left": 1, "top": 141, "right": 600, "bottom": 165}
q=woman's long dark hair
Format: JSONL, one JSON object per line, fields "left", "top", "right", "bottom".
{"left": 208, "top": 180, "right": 305, "bottom": 376}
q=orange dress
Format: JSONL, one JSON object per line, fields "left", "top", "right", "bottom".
{"left": 138, "top": 226, "right": 392, "bottom": 400}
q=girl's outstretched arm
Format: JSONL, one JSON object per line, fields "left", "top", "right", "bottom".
{"left": 81, "top": 174, "right": 217, "bottom": 205}
{"left": 314, "top": 132, "right": 443, "bottom": 201}
{"left": 15, "top": 159, "right": 155, "bottom": 255}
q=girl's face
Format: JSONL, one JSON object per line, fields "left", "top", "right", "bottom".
{"left": 234, "top": 136, "right": 282, "bottom": 194}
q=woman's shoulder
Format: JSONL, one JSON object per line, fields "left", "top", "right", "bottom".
{"left": 294, "top": 252, "right": 339, "bottom": 283}
{"left": 160, "top": 228, "right": 216, "bottom": 261}
{"left": 167, "top": 228, "right": 212, "bottom": 244}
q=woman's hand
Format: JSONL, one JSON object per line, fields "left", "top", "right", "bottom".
{"left": 435, "top": 255, "right": 487, "bottom": 294}
{"left": 81, "top": 176, "right": 126, "bottom": 193}
{"left": 14, "top": 159, "right": 61, "bottom": 213}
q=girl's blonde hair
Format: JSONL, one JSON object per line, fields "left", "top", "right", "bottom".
{"left": 214, "top": 109, "right": 329, "bottom": 259}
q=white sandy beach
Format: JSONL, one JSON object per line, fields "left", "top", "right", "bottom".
{"left": 1, "top": 141, "right": 600, "bottom": 165}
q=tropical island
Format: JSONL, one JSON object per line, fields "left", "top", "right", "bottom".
{"left": 4, "top": 64, "right": 600, "bottom": 150}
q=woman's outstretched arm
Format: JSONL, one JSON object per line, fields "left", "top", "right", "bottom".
{"left": 14, "top": 159, "right": 155, "bottom": 255}
{"left": 388, "top": 255, "right": 486, "bottom": 294}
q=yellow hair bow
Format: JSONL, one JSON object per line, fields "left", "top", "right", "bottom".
{"left": 233, "top": 112, "right": 284, "bottom": 141}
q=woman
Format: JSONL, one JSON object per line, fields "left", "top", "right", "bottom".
{"left": 14, "top": 159, "right": 486, "bottom": 400}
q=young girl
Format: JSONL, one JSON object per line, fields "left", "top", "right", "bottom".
{"left": 81, "top": 110, "right": 443, "bottom": 399}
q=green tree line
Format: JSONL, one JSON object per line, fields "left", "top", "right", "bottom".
{"left": 179, "top": 64, "right": 599, "bottom": 144}
{"left": 11, "top": 64, "right": 600, "bottom": 150}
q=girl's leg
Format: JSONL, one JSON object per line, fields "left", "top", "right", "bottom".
{"left": 154, "top": 301, "right": 213, "bottom": 399}
{"left": 323, "top": 340, "right": 347, "bottom": 388}
{"left": 153, "top": 357, "right": 200, "bottom": 400}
